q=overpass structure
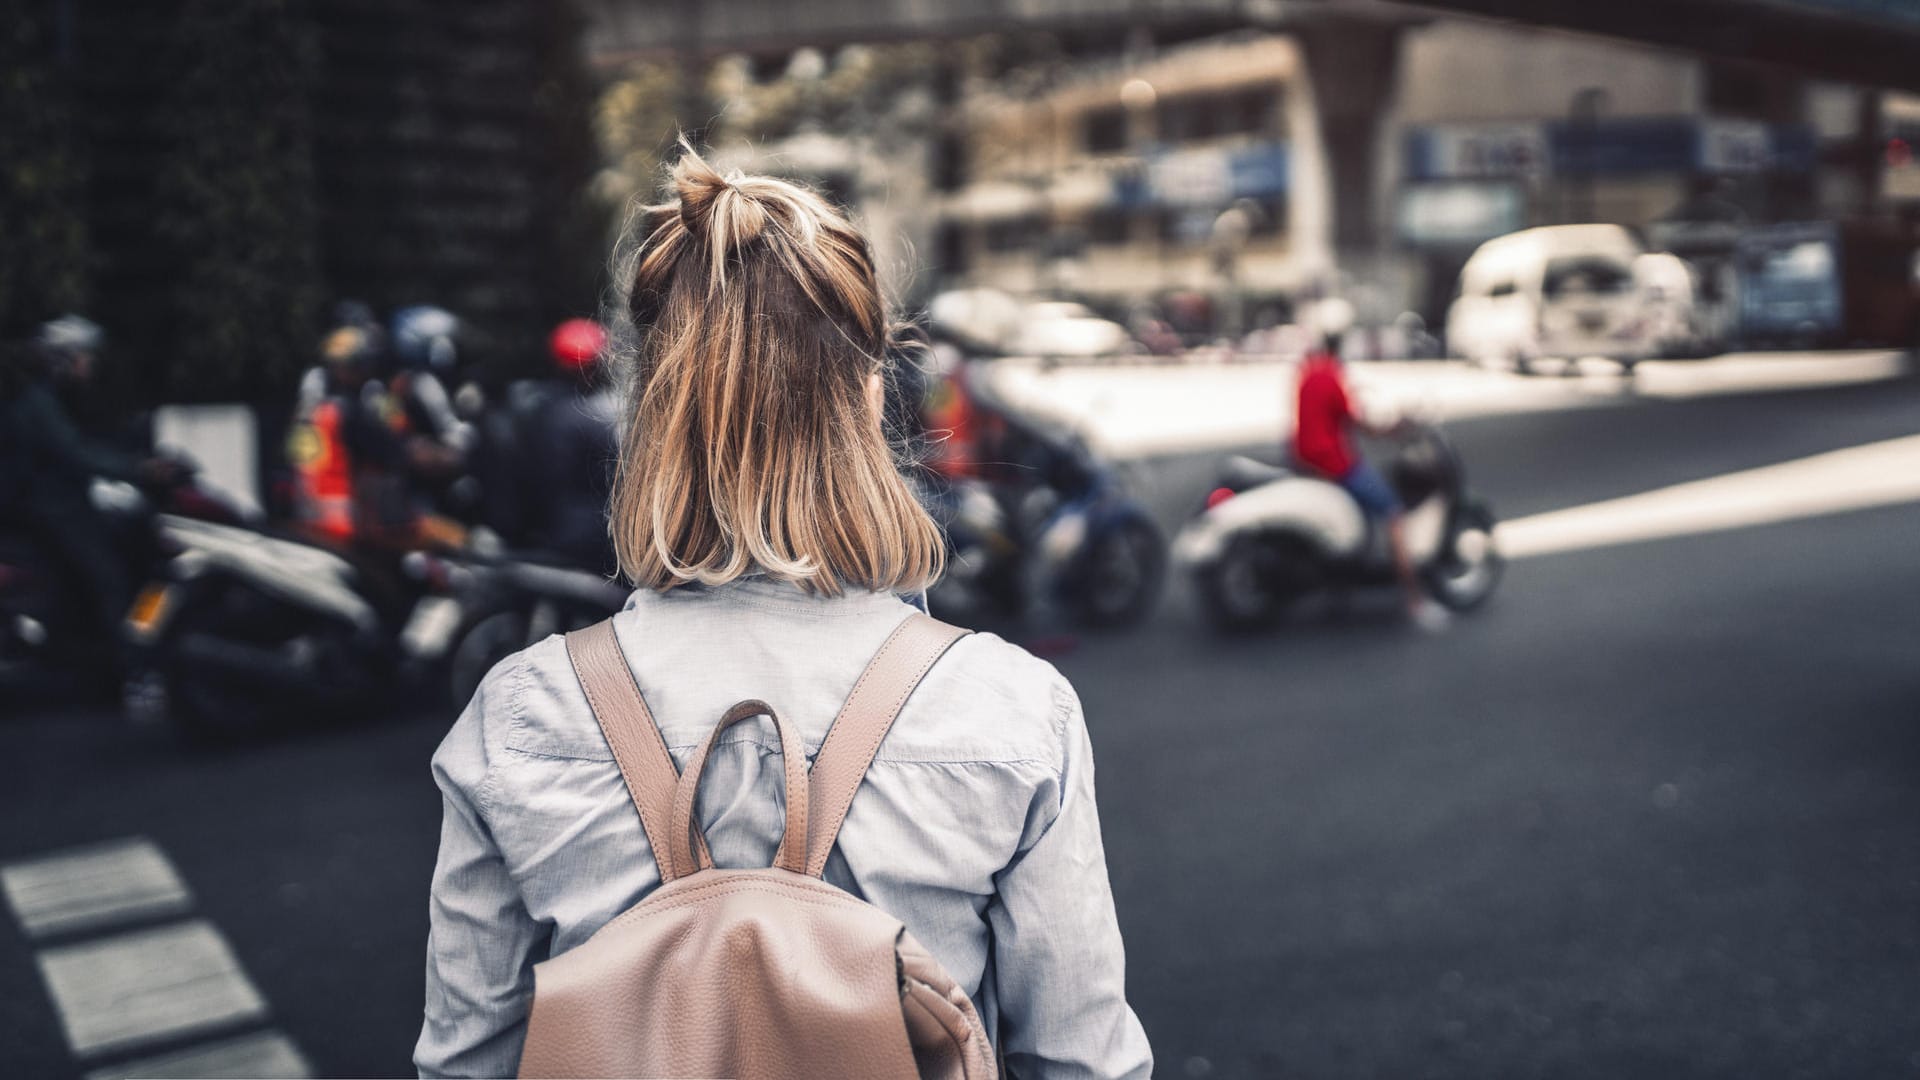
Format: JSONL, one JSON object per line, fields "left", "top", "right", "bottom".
{"left": 583, "top": 0, "right": 1920, "bottom": 93}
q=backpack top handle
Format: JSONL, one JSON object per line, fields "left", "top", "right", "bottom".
{"left": 565, "top": 612, "right": 970, "bottom": 885}
{"left": 666, "top": 699, "right": 811, "bottom": 879}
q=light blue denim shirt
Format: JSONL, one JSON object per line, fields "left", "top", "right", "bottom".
{"left": 415, "top": 577, "right": 1153, "bottom": 1078}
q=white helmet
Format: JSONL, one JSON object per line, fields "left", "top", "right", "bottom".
{"left": 1310, "top": 297, "right": 1355, "bottom": 341}
{"left": 37, "top": 314, "right": 104, "bottom": 355}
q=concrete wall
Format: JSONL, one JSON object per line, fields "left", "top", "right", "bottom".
{"left": 1395, "top": 20, "right": 1700, "bottom": 124}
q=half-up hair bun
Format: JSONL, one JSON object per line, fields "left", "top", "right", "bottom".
{"left": 673, "top": 148, "right": 769, "bottom": 252}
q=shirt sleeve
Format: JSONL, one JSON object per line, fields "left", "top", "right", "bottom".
{"left": 989, "top": 677, "right": 1154, "bottom": 1080}
{"left": 415, "top": 665, "right": 549, "bottom": 1079}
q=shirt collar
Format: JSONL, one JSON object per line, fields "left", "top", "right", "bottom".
{"left": 625, "top": 574, "right": 909, "bottom": 618}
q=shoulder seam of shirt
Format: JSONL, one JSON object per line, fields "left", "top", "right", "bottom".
{"left": 1047, "top": 675, "right": 1076, "bottom": 810}
{"left": 473, "top": 653, "right": 530, "bottom": 818}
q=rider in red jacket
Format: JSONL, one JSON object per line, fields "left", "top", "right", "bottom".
{"left": 1292, "top": 300, "right": 1445, "bottom": 629}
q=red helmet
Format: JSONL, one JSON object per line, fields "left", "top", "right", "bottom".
{"left": 549, "top": 318, "right": 607, "bottom": 372}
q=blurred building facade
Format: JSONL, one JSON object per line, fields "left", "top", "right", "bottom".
{"left": 937, "top": 35, "right": 1310, "bottom": 307}
{"left": 585, "top": 1, "right": 1920, "bottom": 331}
{"left": 1382, "top": 19, "right": 1894, "bottom": 325}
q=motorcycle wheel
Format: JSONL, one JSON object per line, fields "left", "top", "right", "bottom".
{"left": 448, "top": 610, "right": 529, "bottom": 713}
{"left": 1071, "top": 518, "right": 1165, "bottom": 628}
{"left": 1197, "top": 532, "right": 1313, "bottom": 632}
{"left": 1425, "top": 502, "right": 1504, "bottom": 612}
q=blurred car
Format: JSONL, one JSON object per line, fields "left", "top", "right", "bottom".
{"left": 1446, "top": 224, "right": 1656, "bottom": 373}
{"left": 928, "top": 288, "right": 1136, "bottom": 360}
{"left": 928, "top": 288, "right": 1028, "bottom": 355}
{"left": 1633, "top": 251, "right": 1707, "bottom": 358}
{"left": 1012, "top": 310, "right": 1133, "bottom": 359}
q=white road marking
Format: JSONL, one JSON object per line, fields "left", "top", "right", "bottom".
{"left": 35, "top": 919, "right": 269, "bottom": 1058}
{"left": 1498, "top": 434, "right": 1920, "bottom": 559}
{"left": 1, "top": 837, "right": 193, "bottom": 939}
{"left": 986, "top": 351, "right": 1911, "bottom": 458}
{"left": 6, "top": 838, "right": 312, "bottom": 1072}
{"left": 82, "top": 1029, "right": 311, "bottom": 1080}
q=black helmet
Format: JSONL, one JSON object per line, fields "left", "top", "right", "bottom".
{"left": 330, "top": 298, "right": 379, "bottom": 332}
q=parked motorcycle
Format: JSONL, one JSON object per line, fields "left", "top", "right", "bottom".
{"left": 126, "top": 519, "right": 379, "bottom": 738}
{"left": 120, "top": 513, "right": 489, "bottom": 740}
{"left": 1173, "top": 423, "right": 1503, "bottom": 631}
{"left": 1, "top": 469, "right": 243, "bottom": 696}
{"left": 403, "top": 547, "right": 628, "bottom": 713}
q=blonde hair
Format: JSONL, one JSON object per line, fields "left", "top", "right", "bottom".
{"left": 605, "top": 145, "right": 943, "bottom": 596}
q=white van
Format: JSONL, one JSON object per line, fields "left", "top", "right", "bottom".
{"left": 1445, "top": 225, "right": 1656, "bottom": 373}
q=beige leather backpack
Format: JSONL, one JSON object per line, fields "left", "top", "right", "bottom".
{"left": 516, "top": 613, "right": 998, "bottom": 1080}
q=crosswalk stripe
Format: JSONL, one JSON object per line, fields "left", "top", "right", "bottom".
{"left": 35, "top": 919, "right": 270, "bottom": 1059}
{"left": 82, "top": 1029, "right": 312, "bottom": 1080}
{"left": 1, "top": 836, "right": 193, "bottom": 940}
{"left": 1498, "top": 433, "right": 1920, "bottom": 559}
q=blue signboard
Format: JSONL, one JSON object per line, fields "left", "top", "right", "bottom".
{"left": 1549, "top": 116, "right": 1698, "bottom": 175}
{"left": 1406, "top": 118, "right": 1817, "bottom": 180}
{"left": 1110, "top": 141, "right": 1290, "bottom": 208}
{"left": 1227, "top": 143, "right": 1290, "bottom": 198}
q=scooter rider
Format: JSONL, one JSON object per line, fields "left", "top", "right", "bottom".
{"left": 525, "top": 318, "right": 620, "bottom": 573}
{"left": 294, "top": 299, "right": 382, "bottom": 418}
{"left": 287, "top": 320, "right": 397, "bottom": 544}
{"left": 1292, "top": 298, "right": 1447, "bottom": 630}
{"left": 386, "top": 305, "right": 476, "bottom": 478}
{"left": 0, "top": 316, "right": 185, "bottom": 653}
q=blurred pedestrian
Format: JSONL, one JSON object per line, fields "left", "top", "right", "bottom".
{"left": 416, "top": 147, "right": 1152, "bottom": 1078}
{"left": 1293, "top": 299, "right": 1448, "bottom": 630}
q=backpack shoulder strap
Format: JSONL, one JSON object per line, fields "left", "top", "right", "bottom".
{"left": 564, "top": 619, "right": 706, "bottom": 883}
{"left": 803, "top": 613, "right": 970, "bottom": 878}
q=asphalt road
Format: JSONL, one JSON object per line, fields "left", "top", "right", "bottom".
{"left": 3, "top": 363, "right": 1918, "bottom": 1078}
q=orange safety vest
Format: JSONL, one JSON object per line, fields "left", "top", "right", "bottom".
{"left": 287, "top": 399, "right": 355, "bottom": 542}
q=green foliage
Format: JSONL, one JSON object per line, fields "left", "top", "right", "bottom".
{"left": 6, "top": 0, "right": 600, "bottom": 402}
{"left": 595, "top": 59, "right": 686, "bottom": 213}
{"left": 527, "top": 0, "right": 611, "bottom": 340}
{"left": 307, "top": 0, "right": 604, "bottom": 386}
{"left": 153, "top": 0, "right": 322, "bottom": 402}
{"left": 0, "top": 3, "right": 89, "bottom": 337}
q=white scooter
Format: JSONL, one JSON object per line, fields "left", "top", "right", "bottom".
{"left": 1172, "top": 422, "right": 1503, "bottom": 631}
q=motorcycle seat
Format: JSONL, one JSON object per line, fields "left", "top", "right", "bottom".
{"left": 1218, "top": 455, "right": 1290, "bottom": 491}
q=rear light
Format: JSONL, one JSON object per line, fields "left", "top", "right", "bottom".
{"left": 1205, "top": 486, "right": 1236, "bottom": 511}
